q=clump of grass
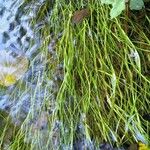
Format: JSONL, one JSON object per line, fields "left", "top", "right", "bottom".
{"left": 0, "top": 0, "right": 150, "bottom": 149}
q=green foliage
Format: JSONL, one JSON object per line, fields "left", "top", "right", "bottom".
{"left": 101, "top": 0, "right": 145, "bottom": 18}
{"left": 110, "top": 0, "right": 125, "bottom": 19}
{"left": 1, "top": 0, "right": 150, "bottom": 149}
{"left": 130, "top": 0, "right": 144, "bottom": 10}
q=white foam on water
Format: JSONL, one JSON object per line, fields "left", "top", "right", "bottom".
{"left": 0, "top": 0, "right": 45, "bottom": 117}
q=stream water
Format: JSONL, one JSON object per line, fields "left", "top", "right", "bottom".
{"left": 0, "top": 0, "right": 43, "bottom": 120}
{"left": 0, "top": 0, "right": 61, "bottom": 149}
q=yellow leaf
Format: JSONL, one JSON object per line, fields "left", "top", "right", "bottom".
{"left": 138, "top": 142, "right": 150, "bottom": 150}
{"left": 0, "top": 50, "right": 29, "bottom": 86}
{"left": 5, "top": 74, "right": 16, "bottom": 86}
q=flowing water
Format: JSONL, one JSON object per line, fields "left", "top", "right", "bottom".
{"left": 0, "top": 0, "right": 40, "bottom": 52}
{"left": 0, "top": 0, "right": 43, "bottom": 121}
{"left": 0, "top": 0, "right": 62, "bottom": 149}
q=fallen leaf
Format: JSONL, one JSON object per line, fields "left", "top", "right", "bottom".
{"left": 72, "top": 8, "right": 90, "bottom": 24}
{"left": 138, "top": 142, "right": 150, "bottom": 150}
{"left": 128, "top": 142, "right": 150, "bottom": 150}
{"left": 0, "top": 50, "right": 29, "bottom": 86}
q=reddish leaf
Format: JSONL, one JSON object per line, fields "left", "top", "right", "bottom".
{"left": 72, "top": 8, "right": 90, "bottom": 24}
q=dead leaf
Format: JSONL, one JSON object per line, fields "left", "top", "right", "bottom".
{"left": 72, "top": 8, "right": 90, "bottom": 24}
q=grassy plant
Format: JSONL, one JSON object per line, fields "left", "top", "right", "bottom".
{"left": 0, "top": 0, "right": 150, "bottom": 149}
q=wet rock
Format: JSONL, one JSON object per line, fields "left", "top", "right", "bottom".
{"left": 32, "top": 111, "right": 48, "bottom": 131}
{"left": 99, "top": 143, "right": 114, "bottom": 150}
{"left": 127, "top": 143, "right": 138, "bottom": 150}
